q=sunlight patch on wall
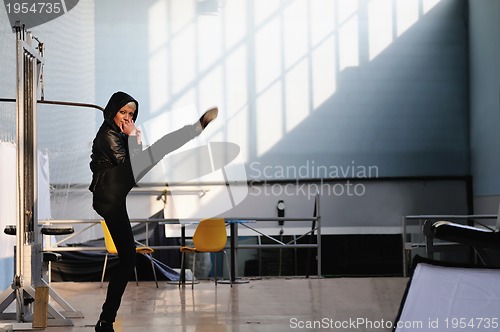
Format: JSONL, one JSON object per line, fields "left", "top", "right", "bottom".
{"left": 170, "top": 90, "right": 197, "bottom": 121}
{"left": 199, "top": 65, "right": 222, "bottom": 111}
{"left": 170, "top": 0, "right": 195, "bottom": 36}
{"left": 141, "top": 104, "right": 197, "bottom": 146}
{"left": 423, "top": 0, "right": 442, "bottom": 14}
{"left": 337, "top": 0, "right": 359, "bottom": 73}
{"left": 338, "top": 12, "right": 359, "bottom": 71}
{"left": 256, "top": 83, "right": 283, "bottom": 157}
{"left": 283, "top": 0, "right": 308, "bottom": 69}
{"left": 368, "top": 0, "right": 393, "bottom": 61}
{"left": 310, "top": 0, "right": 335, "bottom": 46}
{"left": 367, "top": 0, "right": 442, "bottom": 61}
{"left": 396, "top": 0, "right": 419, "bottom": 37}
{"left": 310, "top": 0, "right": 337, "bottom": 109}
{"left": 312, "top": 35, "right": 337, "bottom": 109}
{"left": 198, "top": 14, "right": 222, "bottom": 72}
{"left": 149, "top": 47, "right": 169, "bottom": 113}
{"left": 285, "top": 59, "right": 309, "bottom": 132}
{"left": 227, "top": 104, "right": 249, "bottom": 160}
{"left": 253, "top": 0, "right": 281, "bottom": 27}
{"left": 225, "top": 46, "right": 248, "bottom": 112}
{"left": 255, "top": 18, "right": 281, "bottom": 94}
{"left": 148, "top": 1, "right": 168, "bottom": 113}
{"left": 143, "top": 0, "right": 446, "bottom": 167}
{"left": 171, "top": 26, "right": 196, "bottom": 95}
{"left": 148, "top": 0, "right": 168, "bottom": 52}
{"left": 226, "top": 46, "right": 249, "bottom": 159}
{"left": 223, "top": 0, "right": 246, "bottom": 49}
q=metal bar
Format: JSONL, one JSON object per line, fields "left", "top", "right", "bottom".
{"left": 15, "top": 35, "right": 25, "bottom": 291}
{"left": 402, "top": 216, "right": 407, "bottom": 277}
{"left": 40, "top": 244, "right": 323, "bottom": 252}
{"left": 237, "top": 244, "right": 319, "bottom": 249}
{"left": 0, "top": 98, "right": 105, "bottom": 111}
{"left": 401, "top": 214, "right": 499, "bottom": 277}
{"left": 38, "top": 99, "right": 104, "bottom": 111}
{"left": 30, "top": 50, "right": 39, "bottom": 248}
{"left": 39, "top": 217, "right": 319, "bottom": 224}
{"left": 285, "top": 228, "right": 318, "bottom": 245}
{"left": 404, "top": 215, "right": 497, "bottom": 219}
{"left": 241, "top": 223, "right": 286, "bottom": 245}
{"left": 42, "top": 247, "right": 106, "bottom": 252}
{"left": 54, "top": 224, "right": 98, "bottom": 246}
{"left": 225, "top": 217, "right": 318, "bottom": 222}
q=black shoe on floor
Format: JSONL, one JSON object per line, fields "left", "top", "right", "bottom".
{"left": 95, "top": 320, "right": 114, "bottom": 332}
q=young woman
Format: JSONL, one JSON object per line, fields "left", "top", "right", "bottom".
{"left": 89, "top": 91, "right": 217, "bottom": 332}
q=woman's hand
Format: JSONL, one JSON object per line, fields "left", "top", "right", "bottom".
{"left": 121, "top": 120, "right": 137, "bottom": 136}
{"left": 121, "top": 120, "right": 142, "bottom": 144}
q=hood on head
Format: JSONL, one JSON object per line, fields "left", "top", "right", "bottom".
{"left": 103, "top": 91, "right": 139, "bottom": 129}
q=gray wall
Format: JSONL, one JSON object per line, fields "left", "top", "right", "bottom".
{"left": 2, "top": 0, "right": 497, "bottom": 244}
{"left": 469, "top": 0, "right": 500, "bottom": 213}
{"left": 94, "top": 0, "right": 469, "bottom": 183}
{"left": 212, "top": 178, "right": 470, "bottom": 233}
{"left": 99, "top": 0, "right": 470, "bottom": 233}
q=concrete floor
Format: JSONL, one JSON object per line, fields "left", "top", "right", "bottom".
{"left": 1, "top": 277, "right": 409, "bottom": 332}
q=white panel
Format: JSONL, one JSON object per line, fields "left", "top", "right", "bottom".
{"left": 0, "top": 143, "right": 16, "bottom": 289}
{"left": 396, "top": 263, "right": 500, "bottom": 331}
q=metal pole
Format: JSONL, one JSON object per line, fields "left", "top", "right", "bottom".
{"left": 15, "top": 24, "right": 44, "bottom": 322}
{"left": 315, "top": 193, "right": 322, "bottom": 277}
{"left": 0, "top": 23, "right": 84, "bottom": 327}
{"left": 14, "top": 28, "right": 25, "bottom": 323}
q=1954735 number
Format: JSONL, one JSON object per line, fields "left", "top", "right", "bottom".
{"left": 5, "top": 2, "right": 62, "bottom": 14}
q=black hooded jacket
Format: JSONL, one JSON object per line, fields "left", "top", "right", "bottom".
{"left": 89, "top": 91, "right": 141, "bottom": 192}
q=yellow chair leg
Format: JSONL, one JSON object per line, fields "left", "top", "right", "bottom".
{"left": 100, "top": 253, "right": 109, "bottom": 288}
{"left": 149, "top": 254, "right": 158, "bottom": 288}
{"left": 214, "top": 253, "right": 218, "bottom": 286}
{"left": 179, "top": 252, "right": 185, "bottom": 287}
{"left": 223, "top": 251, "right": 232, "bottom": 287}
{"left": 191, "top": 252, "right": 196, "bottom": 289}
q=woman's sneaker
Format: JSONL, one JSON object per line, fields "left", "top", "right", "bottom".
{"left": 199, "top": 107, "right": 218, "bottom": 129}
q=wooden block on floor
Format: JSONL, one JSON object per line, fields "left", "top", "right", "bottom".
{"left": 32, "top": 286, "right": 49, "bottom": 328}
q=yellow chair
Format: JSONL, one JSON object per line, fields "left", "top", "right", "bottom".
{"left": 100, "top": 220, "right": 158, "bottom": 288}
{"left": 179, "top": 218, "right": 232, "bottom": 288}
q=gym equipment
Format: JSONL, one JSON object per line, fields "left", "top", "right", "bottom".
{"left": 0, "top": 23, "right": 85, "bottom": 329}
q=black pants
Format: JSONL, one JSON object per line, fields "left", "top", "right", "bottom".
{"left": 91, "top": 124, "right": 198, "bottom": 322}
{"left": 93, "top": 199, "right": 136, "bottom": 323}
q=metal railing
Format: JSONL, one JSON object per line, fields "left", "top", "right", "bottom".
{"left": 401, "top": 214, "right": 497, "bottom": 277}
{"left": 40, "top": 215, "right": 322, "bottom": 277}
